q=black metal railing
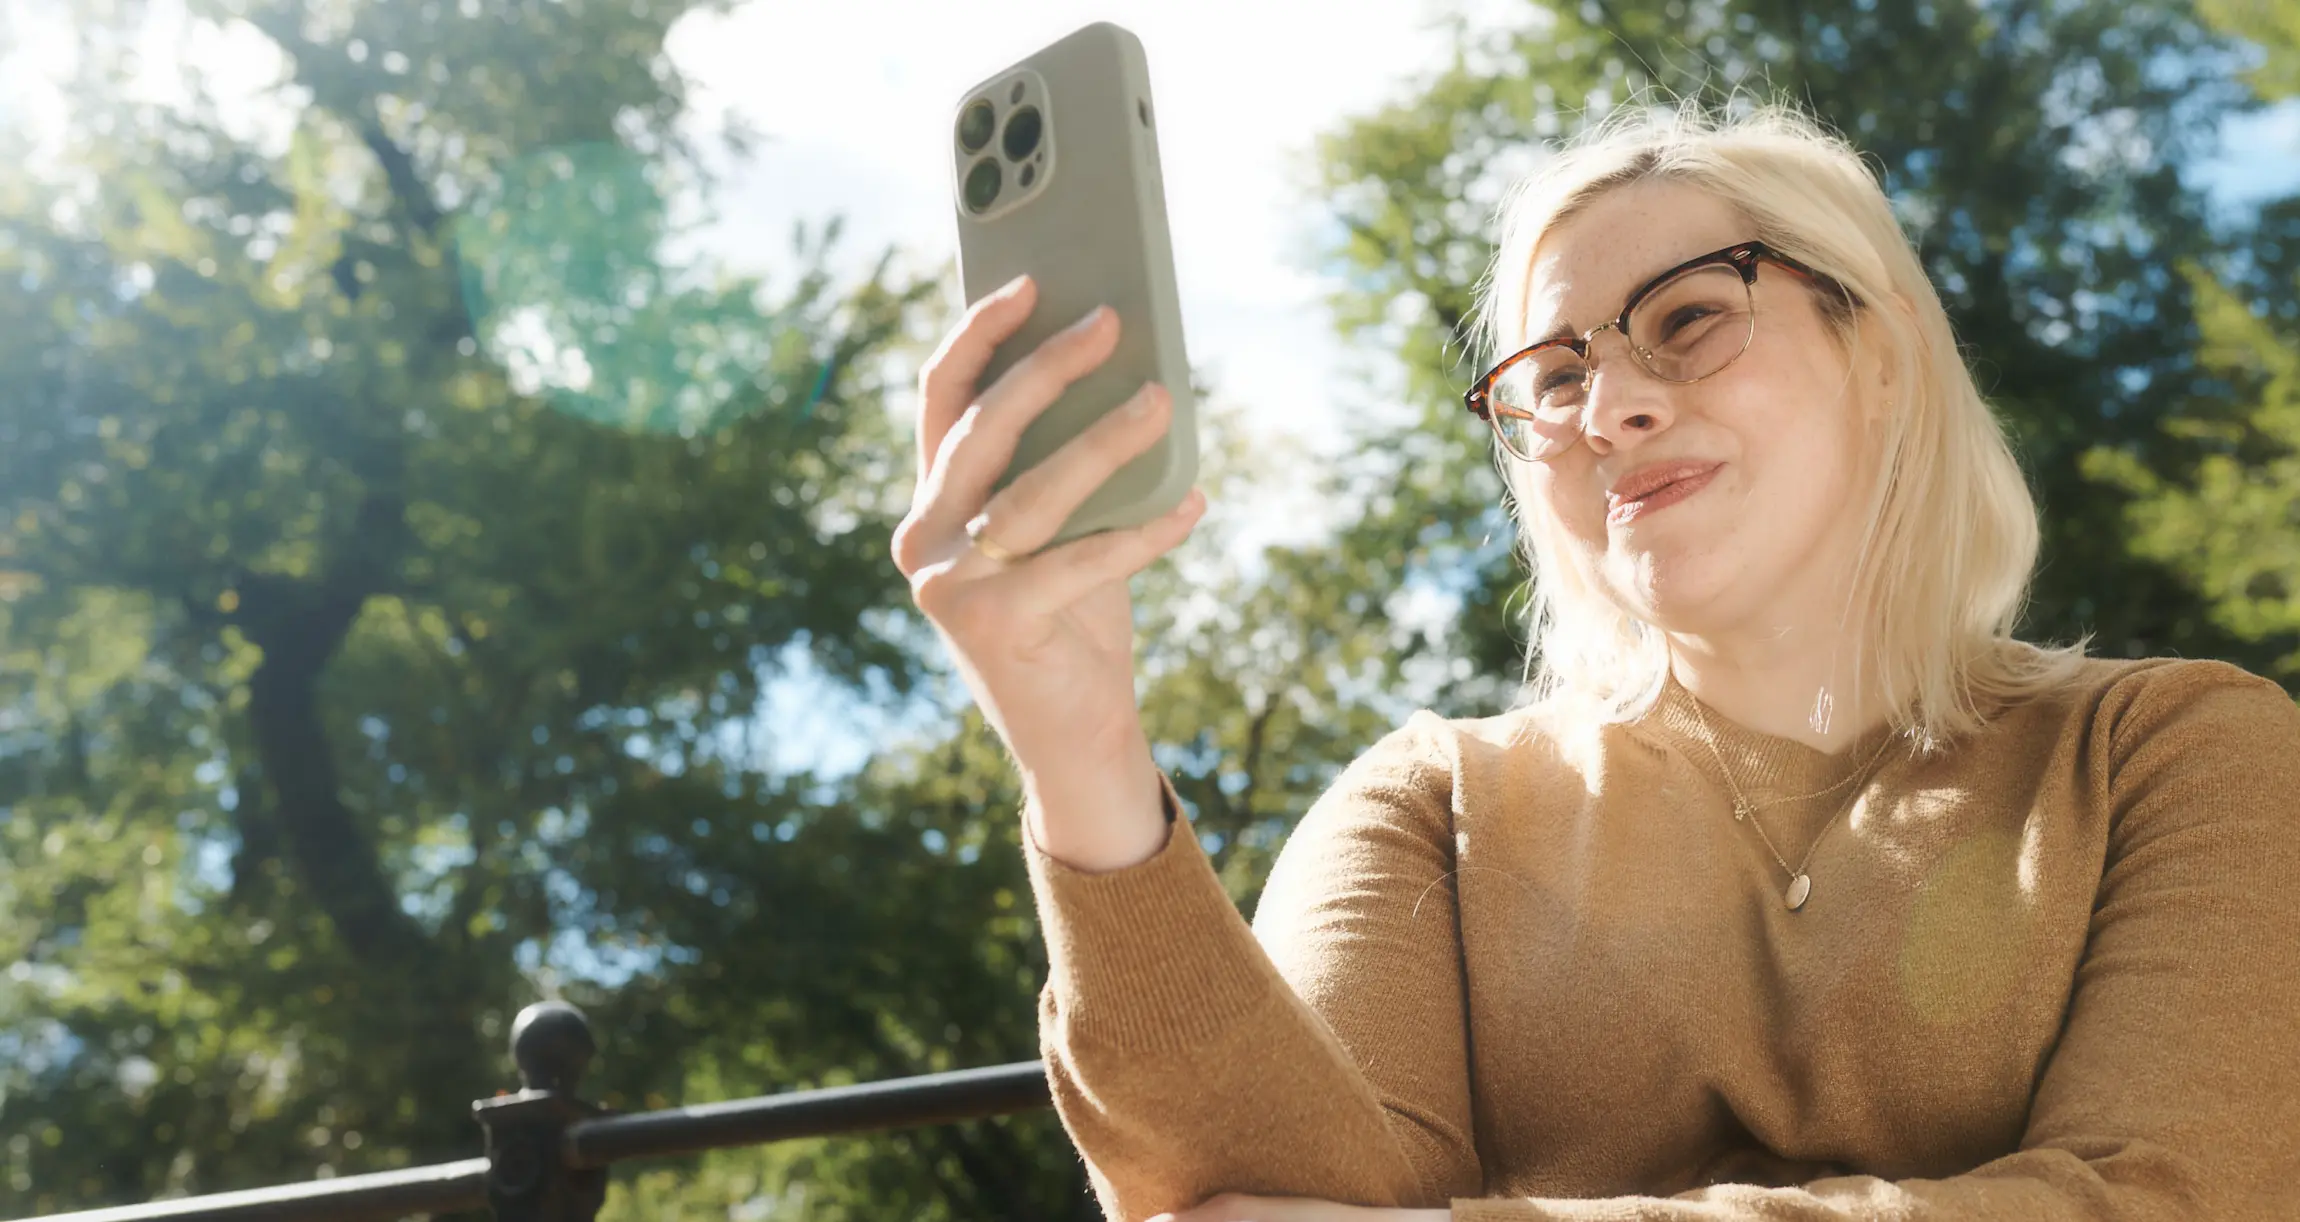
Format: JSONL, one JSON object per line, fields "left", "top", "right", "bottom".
{"left": 13, "top": 1001, "right": 1054, "bottom": 1222}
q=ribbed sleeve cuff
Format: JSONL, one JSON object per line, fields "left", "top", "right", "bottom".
{"left": 1022, "top": 772, "right": 1284, "bottom": 1050}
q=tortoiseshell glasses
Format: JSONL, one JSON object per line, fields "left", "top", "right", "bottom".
{"left": 1463, "top": 240, "right": 1850, "bottom": 463}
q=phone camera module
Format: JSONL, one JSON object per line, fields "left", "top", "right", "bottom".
{"left": 1001, "top": 105, "right": 1043, "bottom": 162}
{"left": 962, "top": 157, "right": 1002, "bottom": 214}
{"left": 957, "top": 100, "right": 995, "bottom": 154}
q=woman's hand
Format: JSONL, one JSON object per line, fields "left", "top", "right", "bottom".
{"left": 890, "top": 274, "right": 1207, "bottom": 871}
{"left": 1149, "top": 1194, "right": 1451, "bottom": 1222}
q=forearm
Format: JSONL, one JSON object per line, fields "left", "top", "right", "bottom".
{"left": 1447, "top": 1146, "right": 2259, "bottom": 1221}
{"left": 1043, "top": 984, "right": 1437, "bottom": 1220}
{"left": 1025, "top": 715, "right": 1484, "bottom": 1220}
{"left": 1024, "top": 792, "right": 1447, "bottom": 1221}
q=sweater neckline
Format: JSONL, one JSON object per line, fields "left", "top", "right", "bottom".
{"left": 1645, "top": 670, "right": 1909, "bottom": 803}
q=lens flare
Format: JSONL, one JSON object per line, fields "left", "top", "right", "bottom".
{"left": 453, "top": 142, "right": 831, "bottom": 435}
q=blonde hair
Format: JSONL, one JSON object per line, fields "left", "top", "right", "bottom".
{"left": 1475, "top": 100, "right": 2087, "bottom": 748}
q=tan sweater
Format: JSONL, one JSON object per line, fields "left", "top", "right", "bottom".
{"left": 1022, "top": 657, "right": 2300, "bottom": 1220}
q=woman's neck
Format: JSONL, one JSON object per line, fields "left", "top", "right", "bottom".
{"left": 1667, "top": 626, "right": 1889, "bottom": 755}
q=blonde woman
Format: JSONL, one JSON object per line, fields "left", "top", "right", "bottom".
{"left": 891, "top": 103, "right": 2300, "bottom": 1221}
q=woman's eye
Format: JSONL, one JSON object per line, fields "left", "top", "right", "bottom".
{"left": 1659, "top": 306, "right": 1715, "bottom": 339}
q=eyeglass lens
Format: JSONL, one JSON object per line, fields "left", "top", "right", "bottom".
{"left": 1489, "top": 264, "right": 1757, "bottom": 461}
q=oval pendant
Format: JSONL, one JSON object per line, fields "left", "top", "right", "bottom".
{"left": 1784, "top": 873, "right": 1812, "bottom": 911}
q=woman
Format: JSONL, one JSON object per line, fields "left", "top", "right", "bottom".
{"left": 890, "top": 103, "right": 2300, "bottom": 1221}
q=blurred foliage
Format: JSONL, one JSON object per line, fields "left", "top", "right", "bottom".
{"left": 2, "top": 0, "right": 2297, "bottom": 1220}
{"left": 2201, "top": 0, "right": 2300, "bottom": 97}
{"left": 0, "top": 0, "right": 945, "bottom": 1213}
{"left": 2088, "top": 4, "right": 2300, "bottom": 679}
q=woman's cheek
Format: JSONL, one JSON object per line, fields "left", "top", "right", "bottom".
{"left": 1534, "top": 466, "right": 1606, "bottom": 546}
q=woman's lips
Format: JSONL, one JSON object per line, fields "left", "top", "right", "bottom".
{"left": 1607, "top": 464, "right": 1721, "bottom": 526}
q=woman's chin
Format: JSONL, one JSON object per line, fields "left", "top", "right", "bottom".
{"left": 1603, "top": 552, "right": 1740, "bottom": 629}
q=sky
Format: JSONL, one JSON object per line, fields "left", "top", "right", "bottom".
{"left": 665, "top": 1, "right": 1465, "bottom": 555}
{"left": 668, "top": 0, "right": 1454, "bottom": 421}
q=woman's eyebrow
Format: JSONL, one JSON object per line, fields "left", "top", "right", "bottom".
{"left": 1524, "top": 284, "right": 1612, "bottom": 346}
{"left": 1526, "top": 253, "right": 1685, "bottom": 345}
{"left": 1523, "top": 261, "right": 1643, "bottom": 346}
{"left": 1521, "top": 292, "right": 1577, "bottom": 345}
{"left": 1514, "top": 308, "right": 1579, "bottom": 347}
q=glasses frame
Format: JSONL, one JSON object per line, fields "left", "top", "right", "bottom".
{"left": 1464, "top": 239, "right": 1849, "bottom": 462}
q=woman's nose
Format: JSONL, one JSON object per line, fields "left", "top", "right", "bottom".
{"left": 1578, "top": 330, "right": 1676, "bottom": 453}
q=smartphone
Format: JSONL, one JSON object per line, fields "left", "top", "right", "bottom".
{"left": 949, "top": 21, "right": 1196, "bottom": 548}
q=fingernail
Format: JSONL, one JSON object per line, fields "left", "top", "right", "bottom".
{"left": 1001, "top": 274, "right": 1032, "bottom": 297}
{"left": 1073, "top": 304, "right": 1110, "bottom": 331}
{"left": 1124, "top": 385, "right": 1162, "bottom": 418}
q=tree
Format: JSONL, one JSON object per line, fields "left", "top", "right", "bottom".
{"left": 0, "top": 1, "right": 1353, "bottom": 1213}
{"left": 0, "top": 0, "right": 927, "bottom": 1211}
{"left": 2086, "top": 4, "right": 2300, "bottom": 679}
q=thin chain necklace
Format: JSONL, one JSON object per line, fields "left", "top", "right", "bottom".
{"left": 1688, "top": 697, "right": 1896, "bottom": 912}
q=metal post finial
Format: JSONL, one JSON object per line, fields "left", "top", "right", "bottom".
{"left": 474, "top": 999, "right": 608, "bottom": 1222}
{"left": 511, "top": 1000, "right": 595, "bottom": 1095}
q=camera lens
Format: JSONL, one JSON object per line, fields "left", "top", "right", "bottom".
{"left": 957, "top": 100, "right": 994, "bottom": 154}
{"left": 1001, "top": 106, "right": 1042, "bottom": 161}
{"left": 962, "top": 157, "right": 1002, "bottom": 214}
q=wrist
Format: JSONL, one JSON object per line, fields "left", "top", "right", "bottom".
{"left": 1022, "top": 749, "right": 1171, "bottom": 873}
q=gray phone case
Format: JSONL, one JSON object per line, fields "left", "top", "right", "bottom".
{"left": 951, "top": 21, "right": 1195, "bottom": 547}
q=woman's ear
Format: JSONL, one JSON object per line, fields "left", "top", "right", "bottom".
{"left": 1859, "top": 291, "right": 1923, "bottom": 419}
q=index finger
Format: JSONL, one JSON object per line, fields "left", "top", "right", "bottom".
{"left": 917, "top": 274, "right": 1037, "bottom": 487}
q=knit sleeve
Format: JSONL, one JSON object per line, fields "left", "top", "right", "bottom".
{"left": 1451, "top": 662, "right": 2300, "bottom": 1222}
{"left": 1022, "top": 711, "right": 1479, "bottom": 1222}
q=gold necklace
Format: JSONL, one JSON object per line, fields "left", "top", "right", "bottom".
{"left": 1688, "top": 698, "right": 1895, "bottom": 912}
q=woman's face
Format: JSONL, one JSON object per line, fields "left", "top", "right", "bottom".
{"left": 1518, "top": 179, "right": 1882, "bottom": 641}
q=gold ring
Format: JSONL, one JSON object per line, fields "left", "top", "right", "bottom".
{"left": 965, "top": 515, "right": 1026, "bottom": 565}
